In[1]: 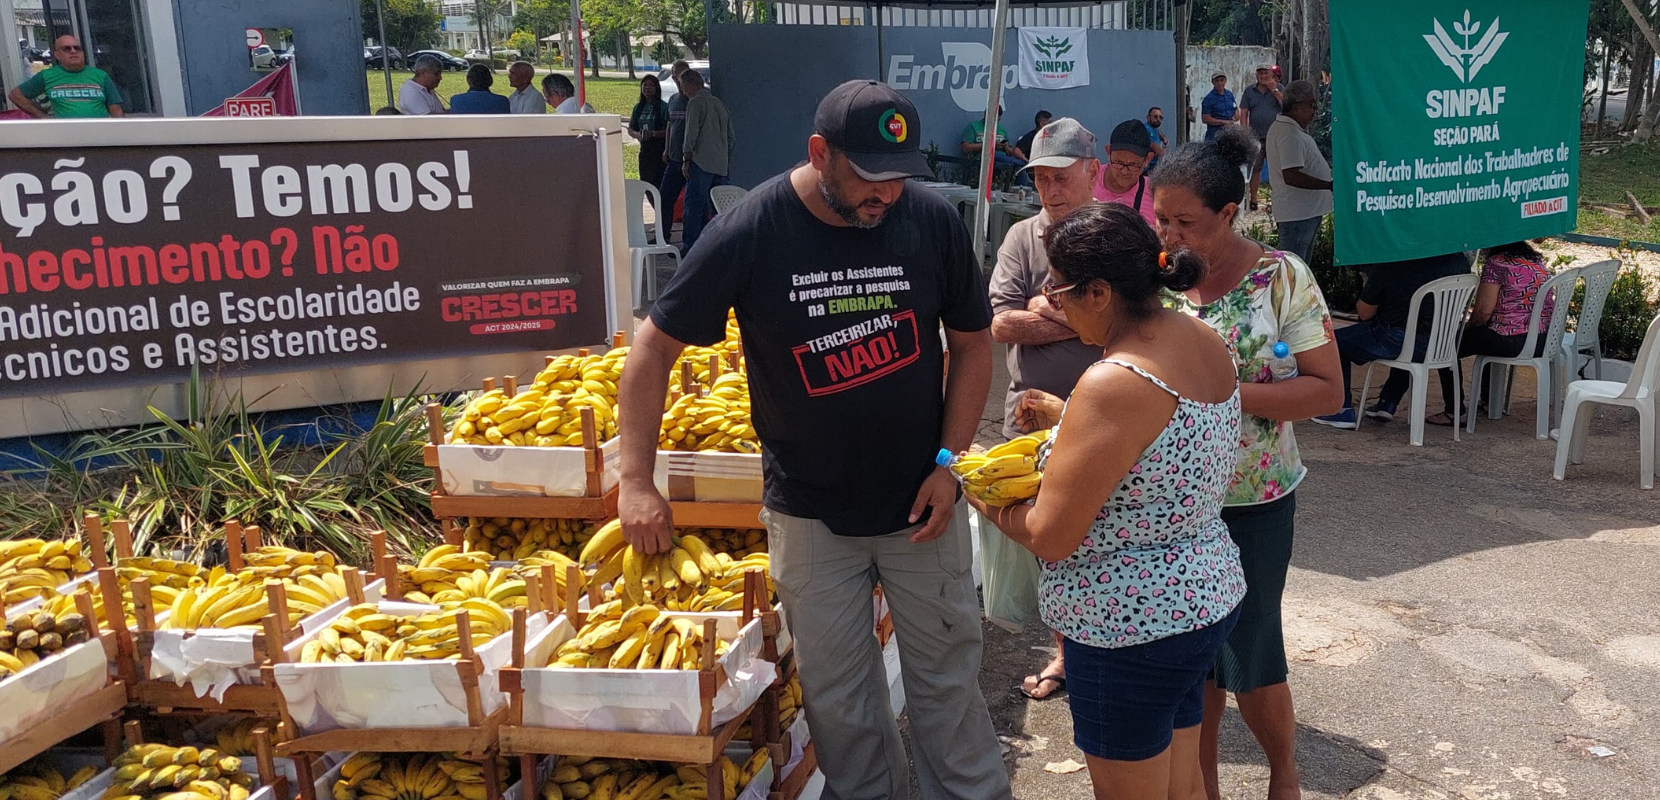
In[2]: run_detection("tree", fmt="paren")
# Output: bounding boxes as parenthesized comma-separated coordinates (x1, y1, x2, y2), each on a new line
(1618, 0, 1660, 141)
(515, 0, 565, 64)
(361, 0, 442, 53)
(473, 0, 512, 59)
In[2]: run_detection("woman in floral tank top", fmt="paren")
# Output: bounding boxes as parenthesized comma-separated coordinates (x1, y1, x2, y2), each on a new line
(1152, 127, 1346, 800)
(967, 203, 1244, 798)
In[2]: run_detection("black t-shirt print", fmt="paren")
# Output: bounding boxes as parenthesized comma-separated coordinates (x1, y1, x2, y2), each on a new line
(650, 171, 992, 537)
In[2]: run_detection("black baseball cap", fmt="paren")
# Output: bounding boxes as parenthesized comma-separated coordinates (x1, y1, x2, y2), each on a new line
(814, 80, 932, 181)
(1109, 119, 1152, 157)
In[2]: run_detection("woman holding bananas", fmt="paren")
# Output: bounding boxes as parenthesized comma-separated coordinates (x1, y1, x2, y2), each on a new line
(964, 203, 1246, 800)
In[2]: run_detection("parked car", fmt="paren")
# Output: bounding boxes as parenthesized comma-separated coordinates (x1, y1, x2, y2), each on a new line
(405, 50, 470, 71)
(20, 40, 51, 64)
(365, 46, 404, 70)
(272, 47, 294, 66)
(658, 60, 711, 100)
(250, 44, 277, 69)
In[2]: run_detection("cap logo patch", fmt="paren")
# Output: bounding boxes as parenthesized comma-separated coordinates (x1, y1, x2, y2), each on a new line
(880, 109, 908, 143)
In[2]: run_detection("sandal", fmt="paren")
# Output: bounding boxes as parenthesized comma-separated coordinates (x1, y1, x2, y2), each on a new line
(1020, 672, 1067, 700)
(1425, 413, 1454, 427)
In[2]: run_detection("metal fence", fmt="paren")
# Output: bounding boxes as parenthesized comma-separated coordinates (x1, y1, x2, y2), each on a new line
(762, 0, 1174, 30)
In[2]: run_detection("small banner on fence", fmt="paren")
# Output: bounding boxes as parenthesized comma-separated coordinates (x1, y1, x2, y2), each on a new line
(1332, 1, 1589, 264)
(1018, 27, 1089, 90)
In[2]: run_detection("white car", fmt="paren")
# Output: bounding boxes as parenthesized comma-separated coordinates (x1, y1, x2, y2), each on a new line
(658, 60, 711, 100)
(250, 45, 277, 69)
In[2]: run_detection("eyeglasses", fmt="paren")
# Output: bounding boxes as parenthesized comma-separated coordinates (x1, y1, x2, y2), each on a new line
(58, 45, 82, 52)
(1040, 280, 1079, 305)
(1107, 160, 1144, 171)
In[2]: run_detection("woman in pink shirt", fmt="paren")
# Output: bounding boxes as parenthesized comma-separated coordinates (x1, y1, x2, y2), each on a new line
(1094, 120, 1158, 227)
(1425, 240, 1556, 426)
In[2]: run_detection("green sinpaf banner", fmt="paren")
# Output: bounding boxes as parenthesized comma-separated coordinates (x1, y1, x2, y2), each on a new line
(1331, 0, 1588, 264)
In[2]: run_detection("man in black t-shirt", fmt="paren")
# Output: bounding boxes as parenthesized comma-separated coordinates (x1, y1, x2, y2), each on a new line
(616, 81, 1009, 800)
(1312, 251, 1472, 429)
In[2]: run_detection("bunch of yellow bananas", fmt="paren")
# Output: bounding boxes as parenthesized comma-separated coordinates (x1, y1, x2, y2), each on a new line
(398, 546, 528, 608)
(0, 538, 94, 606)
(211, 718, 275, 757)
(447, 347, 628, 447)
(160, 567, 353, 630)
(950, 430, 1050, 507)
(0, 762, 100, 800)
(680, 528, 767, 558)
(1, 588, 98, 680)
(299, 598, 512, 663)
(106, 743, 254, 800)
(658, 371, 758, 454)
(331, 752, 505, 800)
(549, 602, 729, 670)
(579, 522, 771, 612)
(538, 752, 762, 800)
(462, 517, 595, 563)
(240, 546, 339, 575)
(113, 558, 206, 623)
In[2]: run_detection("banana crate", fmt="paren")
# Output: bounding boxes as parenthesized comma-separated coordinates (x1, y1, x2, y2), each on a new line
(271, 596, 556, 735)
(0, 747, 116, 800)
(498, 579, 779, 740)
(0, 582, 124, 763)
(138, 565, 386, 703)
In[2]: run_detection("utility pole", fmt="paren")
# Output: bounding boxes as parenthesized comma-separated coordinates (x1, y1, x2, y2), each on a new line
(376, 0, 393, 109)
(1174, 0, 1190, 144)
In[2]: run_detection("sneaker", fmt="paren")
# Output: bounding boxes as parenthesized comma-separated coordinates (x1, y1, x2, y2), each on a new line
(1364, 401, 1396, 421)
(1312, 408, 1359, 430)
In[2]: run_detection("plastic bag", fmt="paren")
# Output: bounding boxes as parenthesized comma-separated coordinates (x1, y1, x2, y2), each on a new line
(976, 511, 1040, 632)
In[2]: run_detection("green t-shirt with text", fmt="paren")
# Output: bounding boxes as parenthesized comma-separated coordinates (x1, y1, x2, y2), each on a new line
(17, 65, 123, 118)
(961, 120, 1009, 146)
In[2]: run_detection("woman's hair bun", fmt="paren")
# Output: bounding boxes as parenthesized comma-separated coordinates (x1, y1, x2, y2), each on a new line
(1158, 248, 1205, 293)
(1212, 125, 1259, 171)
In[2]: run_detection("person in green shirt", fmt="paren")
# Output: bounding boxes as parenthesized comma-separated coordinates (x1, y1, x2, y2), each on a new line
(961, 108, 1026, 171)
(9, 35, 125, 119)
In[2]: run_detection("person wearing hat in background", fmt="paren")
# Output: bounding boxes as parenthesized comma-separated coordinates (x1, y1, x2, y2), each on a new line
(1094, 120, 1158, 227)
(617, 79, 1011, 800)
(1201, 72, 1237, 142)
(988, 118, 1107, 702)
(1240, 65, 1284, 211)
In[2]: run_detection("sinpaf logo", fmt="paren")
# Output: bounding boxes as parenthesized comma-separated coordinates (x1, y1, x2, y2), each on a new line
(880, 109, 908, 143)
(1031, 35, 1075, 75)
(1424, 9, 1508, 119)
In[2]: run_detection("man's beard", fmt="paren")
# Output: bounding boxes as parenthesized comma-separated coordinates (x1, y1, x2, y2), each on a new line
(1149, 120, 1162, 129)
(818, 177, 885, 230)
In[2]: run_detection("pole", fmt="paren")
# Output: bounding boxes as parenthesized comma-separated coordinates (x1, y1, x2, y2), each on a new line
(875, 4, 885, 78)
(970, 0, 1011, 267)
(1596, 43, 1611, 139)
(375, 0, 394, 110)
(1173, 0, 1190, 144)
(570, 0, 586, 107)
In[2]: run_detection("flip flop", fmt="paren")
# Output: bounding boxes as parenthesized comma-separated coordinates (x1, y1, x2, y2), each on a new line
(1020, 672, 1067, 700)
(1425, 413, 1454, 427)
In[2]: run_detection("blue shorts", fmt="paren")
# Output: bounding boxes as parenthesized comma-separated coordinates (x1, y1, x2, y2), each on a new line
(1063, 606, 1243, 761)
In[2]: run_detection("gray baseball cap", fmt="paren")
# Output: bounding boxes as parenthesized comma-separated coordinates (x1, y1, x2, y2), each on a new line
(1018, 117, 1097, 172)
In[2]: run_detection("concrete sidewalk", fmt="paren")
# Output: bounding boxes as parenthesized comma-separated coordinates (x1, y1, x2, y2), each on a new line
(972, 343, 1659, 799)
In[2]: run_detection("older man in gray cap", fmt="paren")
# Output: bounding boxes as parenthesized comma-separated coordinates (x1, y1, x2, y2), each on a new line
(987, 117, 1104, 700)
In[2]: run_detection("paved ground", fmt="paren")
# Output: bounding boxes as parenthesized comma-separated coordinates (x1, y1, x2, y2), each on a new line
(971, 344, 1660, 800)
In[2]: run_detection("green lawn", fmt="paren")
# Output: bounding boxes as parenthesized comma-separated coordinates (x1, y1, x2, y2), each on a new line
(1577, 143, 1660, 241)
(365, 70, 644, 178)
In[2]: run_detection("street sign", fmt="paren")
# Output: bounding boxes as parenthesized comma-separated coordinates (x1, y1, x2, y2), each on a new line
(225, 96, 277, 116)
(245, 28, 264, 49)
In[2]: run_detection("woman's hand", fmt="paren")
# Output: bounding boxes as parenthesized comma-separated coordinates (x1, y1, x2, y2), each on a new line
(1015, 389, 1064, 433)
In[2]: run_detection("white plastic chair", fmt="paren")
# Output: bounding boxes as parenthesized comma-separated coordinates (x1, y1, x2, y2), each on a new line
(1467, 266, 1581, 440)
(1553, 312, 1660, 489)
(710, 184, 748, 215)
(1560, 259, 1621, 380)
(1357, 273, 1479, 446)
(624, 179, 679, 308)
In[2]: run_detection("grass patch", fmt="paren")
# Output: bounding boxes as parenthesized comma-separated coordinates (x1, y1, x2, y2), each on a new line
(1577, 144, 1660, 241)
(365, 70, 643, 179)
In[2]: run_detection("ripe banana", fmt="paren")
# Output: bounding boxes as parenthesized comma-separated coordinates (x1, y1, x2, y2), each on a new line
(297, 601, 510, 663)
(551, 603, 729, 670)
(107, 743, 253, 800)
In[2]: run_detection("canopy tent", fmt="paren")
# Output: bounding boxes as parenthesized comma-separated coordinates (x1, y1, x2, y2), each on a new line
(704, 0, 1180, 264)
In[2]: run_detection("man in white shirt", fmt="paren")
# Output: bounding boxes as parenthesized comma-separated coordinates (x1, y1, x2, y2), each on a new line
(541, 73, 595, 114)
(1265, 80, 1332, 262)
(397, 56, 446, 115)
(506, 62, 546, 114)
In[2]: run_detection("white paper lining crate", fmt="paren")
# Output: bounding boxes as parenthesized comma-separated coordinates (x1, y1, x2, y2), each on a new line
(0, 588, 127, 775)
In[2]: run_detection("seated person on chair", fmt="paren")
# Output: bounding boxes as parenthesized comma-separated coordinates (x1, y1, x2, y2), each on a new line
(1408, 241, 1555, 427)
(963, 107, 1028, 170)
(1312, 251, 1472, 429)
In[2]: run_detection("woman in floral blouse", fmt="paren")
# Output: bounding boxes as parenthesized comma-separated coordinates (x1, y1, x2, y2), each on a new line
(1152, 126, 1345, 800)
